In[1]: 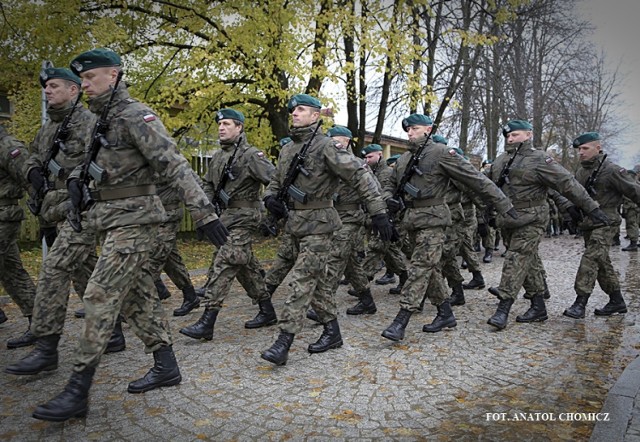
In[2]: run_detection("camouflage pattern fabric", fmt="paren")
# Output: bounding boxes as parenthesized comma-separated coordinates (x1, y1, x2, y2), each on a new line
(162, 243, 193, 291)
(264, 231, 296, 288)
(574, 225, 621, 296)
(623, 199, 639, 241)
(459, 202, 481, 273)
(441, 201, 466, 288)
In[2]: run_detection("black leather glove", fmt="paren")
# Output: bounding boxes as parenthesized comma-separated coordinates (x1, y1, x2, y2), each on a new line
(588, 207, 610, 226)
(566, 205, 583, 223)
(28, 168, 45, 193)
(385, 198, 403, 215)
(371, 213, 394, 242)
(477, 223, 489, 238)
(264, 195, 287, 219)
(67, 178, 83, 210)
(505, 207, 518, 219)
(39, 226, 57, 247)
(197, 219, 229, 247)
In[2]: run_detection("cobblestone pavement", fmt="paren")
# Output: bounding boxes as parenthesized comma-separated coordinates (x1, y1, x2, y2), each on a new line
(1, 232, 639, 441)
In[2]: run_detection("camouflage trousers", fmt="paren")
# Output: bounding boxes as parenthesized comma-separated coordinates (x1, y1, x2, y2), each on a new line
(362, 234, 406, 279)
(73, 224, 172, 372)
(495, 223, 546, 301)
(0, 220, 35, 316)
(482, 225, 500, 251)
(624, 207, 639, 241)
(264, 231, 296, 288)
(312, 222, 368, 324)
(399, 227, 447, 311)
(31, 218, 98, 337)
(279, 233, 333, 335)
(203, 227, 269, 310)
(459, 206, 481, 273)
(441, 219, 466, 288)
(149, 220, 188, 287)
(575, 225, 621, 296)
(162, 244, 192, 291)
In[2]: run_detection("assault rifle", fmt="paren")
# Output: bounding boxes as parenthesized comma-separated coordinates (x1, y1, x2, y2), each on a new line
(27, 92, 83, 215)
(496, 142, 523, 188)
(388, 127, 436, 211)
(68, 71, 123, 232)
(261, 120, 322, 236)
(584, 153, 608, 197)
(212, 140, 240, 216)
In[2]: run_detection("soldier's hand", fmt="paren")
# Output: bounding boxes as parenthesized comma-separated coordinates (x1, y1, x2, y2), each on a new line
(505, 207, 518, 219)
(197, 219, 229, 247)
(67, 178, 83, 210)
(371, 213, 395, 242)
(567, 205, 583, 223)
(588, 207, 610, 226)
(28, 168, 45, 193)
(385, 198, 403, 215)
(477, 223, 489, 238)
(264, 195, 287, 219)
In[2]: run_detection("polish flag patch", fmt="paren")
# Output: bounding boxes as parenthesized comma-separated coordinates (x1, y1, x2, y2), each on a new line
(257, 151, 264, 157)
(143, 114, 157, 122)
(9, 148, 21, 158)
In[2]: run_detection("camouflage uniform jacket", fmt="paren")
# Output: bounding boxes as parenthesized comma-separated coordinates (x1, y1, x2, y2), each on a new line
(0, 124, 28, 222)
(383, 135, 512, 231)
(576, 153, 640, 230)
(73, 86, 217, 231)
(25, 100, 94, 224)
(489, 139, 599, 229)
(265, 122, 386, 237)
(202, 132, 275, 230)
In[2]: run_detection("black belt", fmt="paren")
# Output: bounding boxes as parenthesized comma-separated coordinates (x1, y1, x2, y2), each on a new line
(288, 200, 334, 210)
(227, 201, 261, 209)
(511, 199, 546, 210)
(405, 197, 445, 208)
(0, 198, 18, 206)
(91, 184, 157, 201)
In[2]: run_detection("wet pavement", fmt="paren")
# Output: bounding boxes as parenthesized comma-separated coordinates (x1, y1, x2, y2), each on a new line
(1, 231, 639, 441)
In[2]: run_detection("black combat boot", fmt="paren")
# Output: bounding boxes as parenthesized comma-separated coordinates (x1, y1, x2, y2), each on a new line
(594, 290, 627, 316)
(622, 240, 638, 251)
(5, 334, 60, 375)
(306, 308, 321, 323)
(32, 366, 95, 421)
(460, 260, 468, 269)
(563, 295, 589, 319)
(375, 271, 396, 285)
(346, 288, 377, 315)
(173, 285, 201, 316)
(179, 308, 218, 340)
(74, 308, 85, 318)
(105, 316, 126, 354)
(195, 287, 206, 298)
(128, 345, 182, 393)
(347, 288, 359, 297)
(515, 294, 548, 323)
(612, 236, 621, 246)
(482, 249, 493, 263)
(487, 298, 514, 330)
(449, 283, 465, 306)
(7, 316, 36, 349)
(338, 278, 350, 285)
(543, 279, 551, 299)
(308, 319, 343, 353)
(155, 279, 171, 300)
(389, 270, 408, 295)
(381, 309, 413, 341)
(245, 299, 278, 328)
(422, 301, 457, 332)
(462, 271, 485, 290)
(0, 308, 7, 324)
(261, 331, 295, 366)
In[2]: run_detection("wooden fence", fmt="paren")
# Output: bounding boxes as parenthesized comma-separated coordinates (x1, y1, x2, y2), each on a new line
(19, 156, 210, 242)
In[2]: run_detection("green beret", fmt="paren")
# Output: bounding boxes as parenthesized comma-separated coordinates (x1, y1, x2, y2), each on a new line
(215, 108, 244, 123)
(432, 134, 448, 145)
(572, 132, 600, 148)
(452, 147, 464, 156)
(502, 119, 533, 136)
(628, 169, 637, 176)
(401, 114, 433, 132)
(279, 137, 292, 147)
(327, 125, 352, 139)
(362, 144, 383, 155)
(386, 154, 401, 166)
(39, 67, 81, 88)
(287, 94, 321, 113)
(482, 159, 493, 166)
(70, 48, 121, 75)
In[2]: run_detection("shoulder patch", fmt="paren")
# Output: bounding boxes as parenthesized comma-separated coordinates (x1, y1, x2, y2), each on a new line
(333, 141, 345, 150)
(9, 148, 21, 158)
(448, 148, 456, 156)
(257, 151, 264, 157)
(143, 114, 157, 123)
(544, 156, 554, 164)
(620, 168, 627, 174)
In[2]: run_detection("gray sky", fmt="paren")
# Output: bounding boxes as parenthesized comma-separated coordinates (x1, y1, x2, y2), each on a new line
(580, 0, 640, 168)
